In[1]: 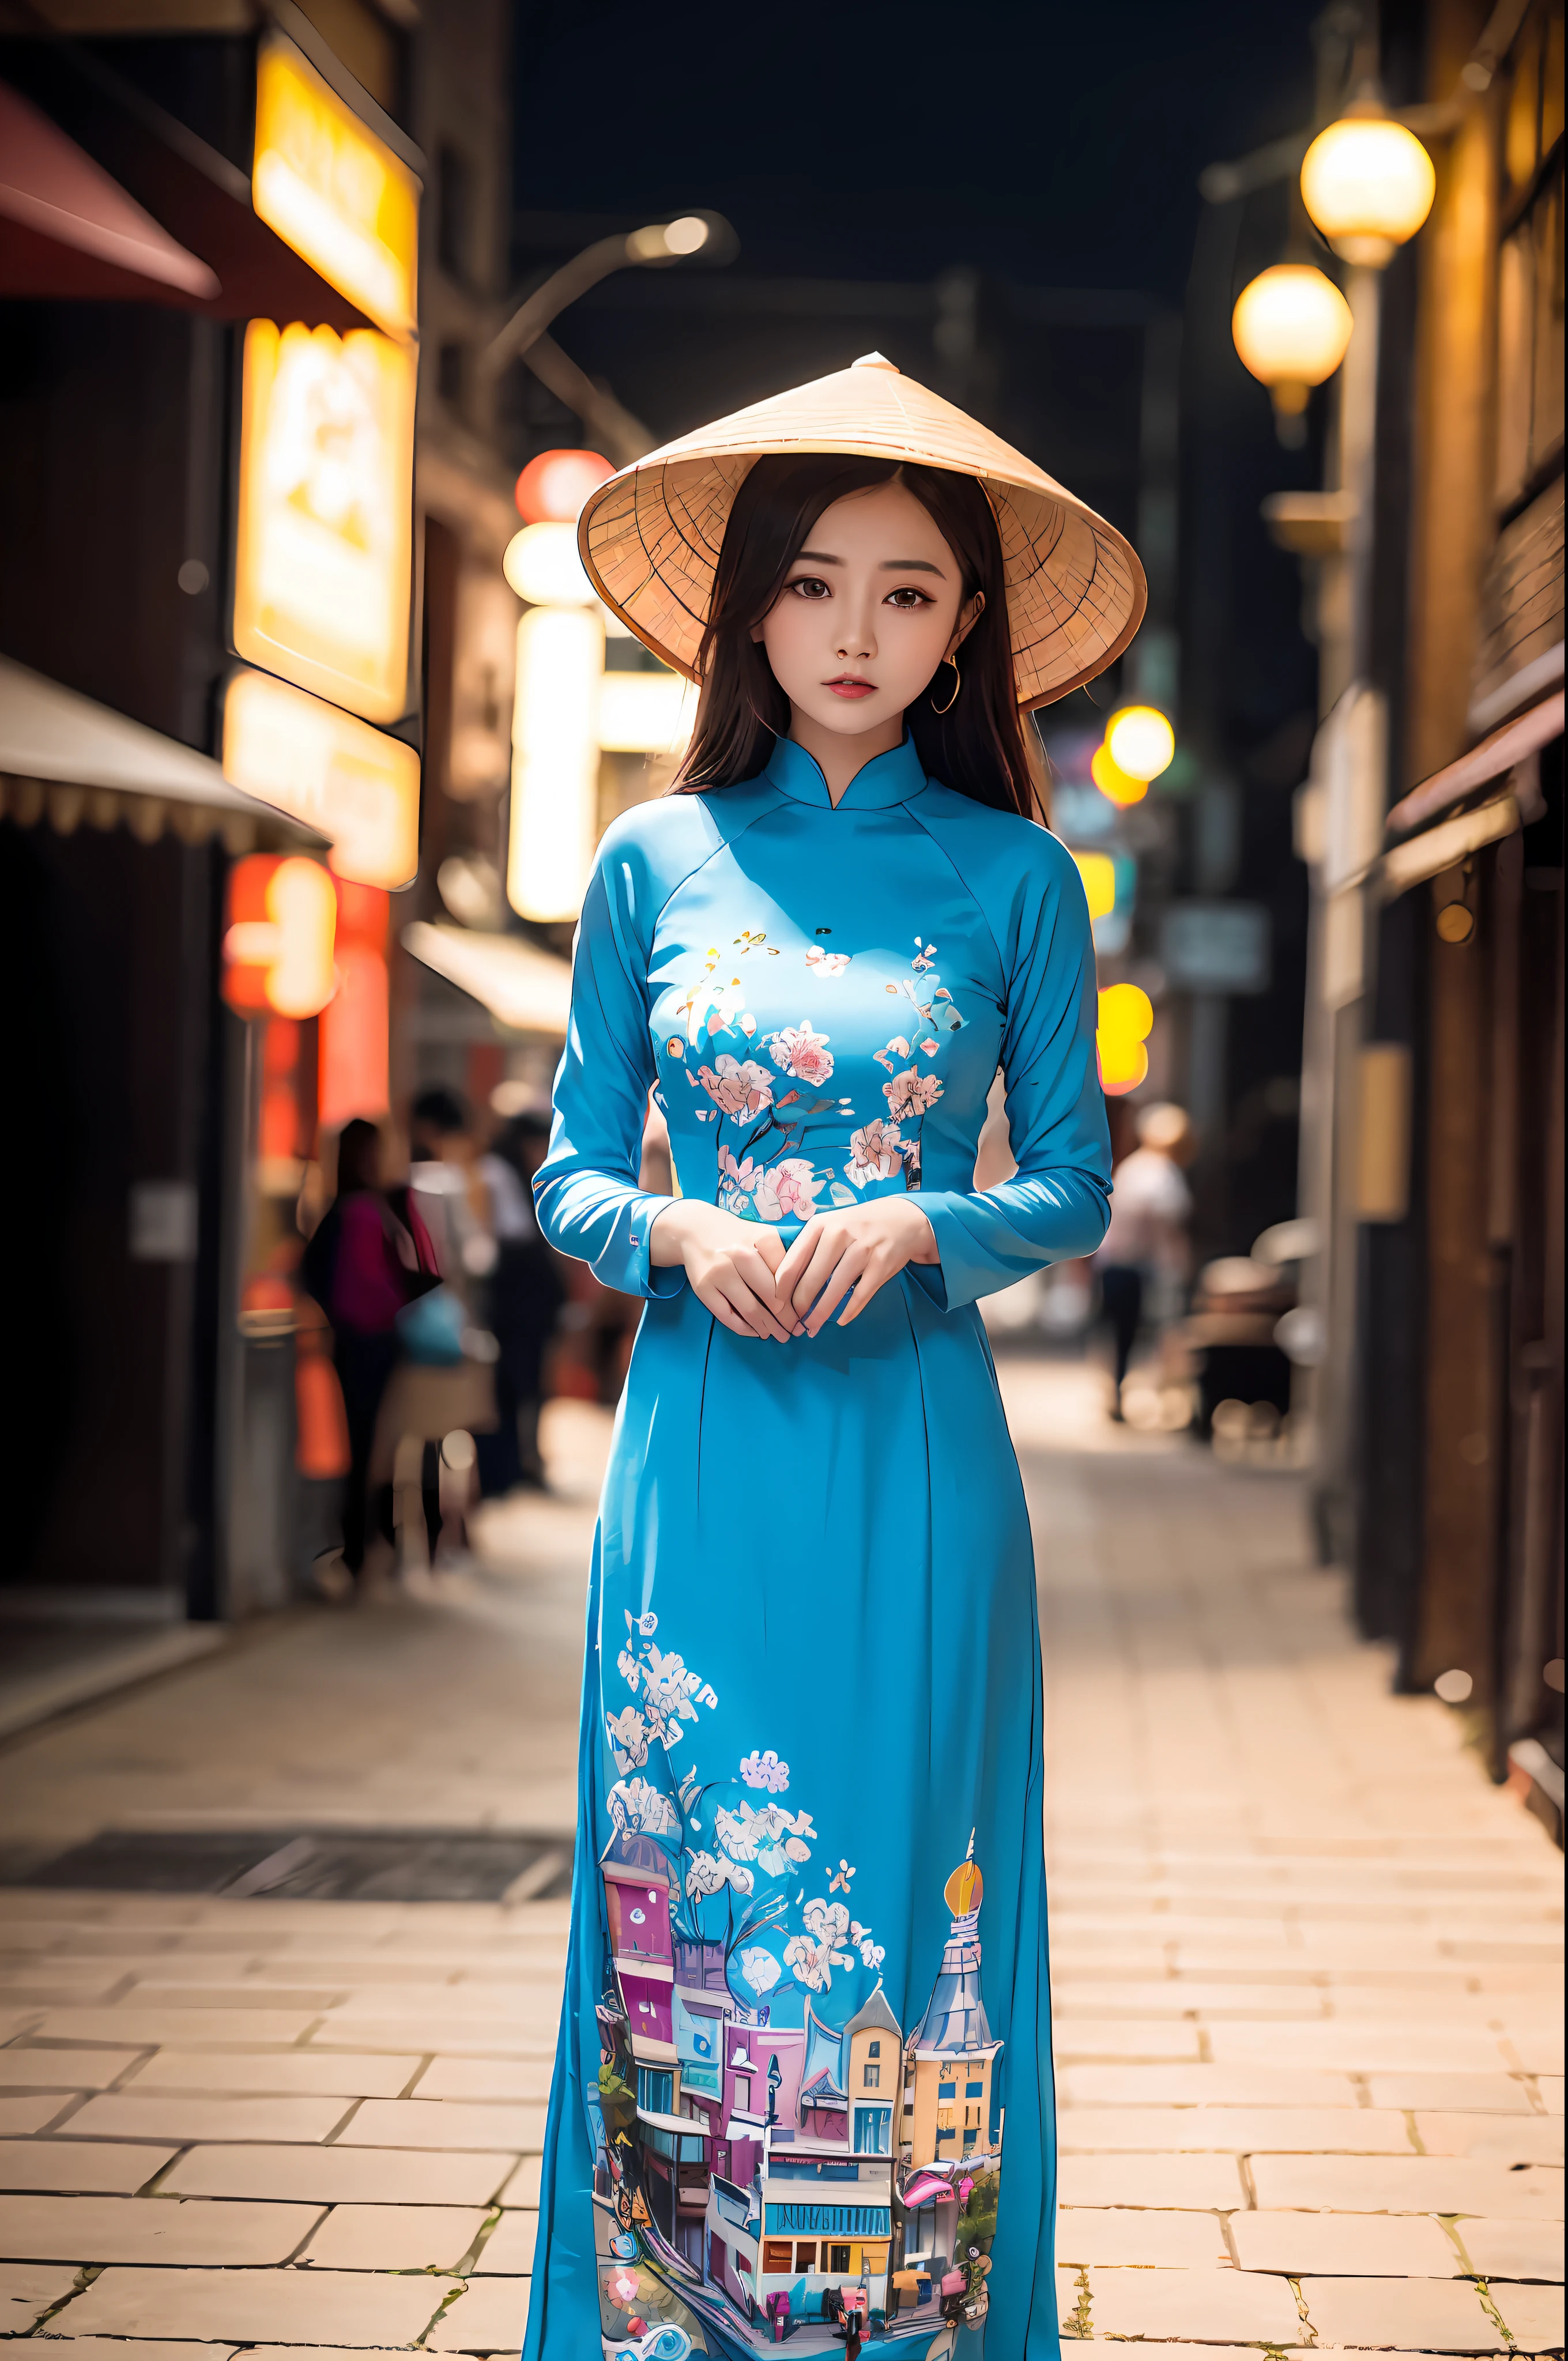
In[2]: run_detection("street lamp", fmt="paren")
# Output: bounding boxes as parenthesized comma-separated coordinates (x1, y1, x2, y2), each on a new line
(1106, 705, 1176, 783)
(478, 214, 721, 385)
(1300, 109, 1436, 266)
(1231, 263, 1354, 444)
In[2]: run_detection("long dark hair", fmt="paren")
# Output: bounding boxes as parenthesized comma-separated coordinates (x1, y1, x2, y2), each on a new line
(673, 454, 1047, 820)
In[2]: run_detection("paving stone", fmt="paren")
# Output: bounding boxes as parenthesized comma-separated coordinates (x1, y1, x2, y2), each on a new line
(1054, 2018, 1205, 2061)
(1060, 2061, 1362, 2107)
(499, 2155, 540, 2207)
(123, 1982, 346, 2012)
(0, 2092, 76, 2134)
(307, 2017, 553, 2058)
(298, 2202, 489, 2269)
(20, 2343, 239, 2358)
(1081, 2262, 1305, 2340)
(31, 2008, 320, 2048)
(1252, 2152, 1564, 2216)
(163, 2141, 517, 2207)
(0, 2192, 322, 2265)
(62, 2091, 351, 2145)
(1231, 2208, 1461, 2276)
(1452, 2213, 1565, 2281)
(1058, 2106, 1416, 2154)
(0, 2140, 175, 2194)
(123, 2049, 420, 2098)
(1539, 2076, 1563, 2114)
(1056, 2150, 1247, 2208)
(1055, 1979, 1325, 2019)
(1207, 2020, 1513, 2074)
(0, 2262, 79, 2330)
(413, 2055, 554, 2103)
(425, 2274, 530, 2351)
(0, 2049, 145, 2091)
(337, 2098, 548, 2151)
(1490, 2279, 1566, 2351)
(1415, 2111, 1565, 2165)
(54, 2263, 452, 2341)
(1297, 2273, 1508, 2349)
(473, 2206, 535, 2272)
(1054, 2206, 1230, 2266)
(1367, 2073, 1539, 2114)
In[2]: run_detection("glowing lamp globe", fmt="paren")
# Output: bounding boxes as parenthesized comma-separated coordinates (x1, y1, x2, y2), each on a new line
(1073, 850, 1117, 921)
(514, 446, 615, 525)
(1098, 1036, 1149, 1095)
(1091, 742, 1149, 808)
(1301, 115, 1435, 266)
(1106, 706, 1175, 783)
(504, 521, 595, 606)
(1231, 264, 1353, 418)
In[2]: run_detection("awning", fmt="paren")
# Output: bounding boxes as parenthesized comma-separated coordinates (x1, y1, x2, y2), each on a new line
(2, 42, 374, 330)
(1, 79, 218, 303)
(404, 921, 574, 1039)
(0, 656, 326, 853)
(1385, 691, 1563, 839)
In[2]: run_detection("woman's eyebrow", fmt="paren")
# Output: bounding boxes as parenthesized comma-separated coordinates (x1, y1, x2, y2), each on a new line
(878, 557, 945, 575)
(794, 548, 843, 565)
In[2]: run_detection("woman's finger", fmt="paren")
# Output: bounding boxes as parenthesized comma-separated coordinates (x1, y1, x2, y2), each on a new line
(803, 1243, 869, 1336)
(787, 1232, 851, 1322)
(719, 1269, 793, 1342)
(773, 1217, 823, 1300)
(735, 1246, 789, 1311)
(750, 1224, 787, 1276)
(835, 1253, 896, 1327)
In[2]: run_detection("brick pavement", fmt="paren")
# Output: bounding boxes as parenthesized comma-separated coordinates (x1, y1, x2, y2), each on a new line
(0, 1373, 1560, 2352)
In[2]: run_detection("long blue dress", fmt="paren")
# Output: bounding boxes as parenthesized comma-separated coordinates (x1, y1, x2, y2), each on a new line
(525, 733, 1111, 2361)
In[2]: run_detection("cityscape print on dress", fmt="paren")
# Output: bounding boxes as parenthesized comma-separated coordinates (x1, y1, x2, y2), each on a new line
(591, 1617, 1001, 2356)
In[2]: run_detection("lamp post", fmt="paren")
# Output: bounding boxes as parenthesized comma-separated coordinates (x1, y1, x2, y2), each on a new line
(477, 216, 726, 464)
(1230, 88, 1434, 1551)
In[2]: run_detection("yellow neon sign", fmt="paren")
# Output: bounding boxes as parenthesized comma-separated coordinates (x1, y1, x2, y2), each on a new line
(252, 34, 419, 341)
(223, 669, 419, 891)
(234, 319, 415, 724)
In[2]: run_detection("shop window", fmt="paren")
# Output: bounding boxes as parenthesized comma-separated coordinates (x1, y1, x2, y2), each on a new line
(762, 2240, 792, 2271)
(794, 2239, 817, 2269)
(829, 2242, 852, 2271)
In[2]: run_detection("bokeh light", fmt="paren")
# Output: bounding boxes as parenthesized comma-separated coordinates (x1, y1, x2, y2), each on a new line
(1301, 115, 1435, 266)
(1106, 706, 1176, 782)
(1091, 742, 1150, 807)
(514, 447, 616, 525)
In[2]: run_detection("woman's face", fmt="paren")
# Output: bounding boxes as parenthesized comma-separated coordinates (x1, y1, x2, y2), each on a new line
(752, 478, 980, 744)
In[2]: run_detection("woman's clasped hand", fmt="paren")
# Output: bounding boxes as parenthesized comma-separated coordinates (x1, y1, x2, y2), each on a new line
(650, 1195, 937, 1340)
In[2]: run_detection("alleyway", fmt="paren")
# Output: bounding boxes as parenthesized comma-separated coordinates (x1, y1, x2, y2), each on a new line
(0, 1360, 1561, 2354)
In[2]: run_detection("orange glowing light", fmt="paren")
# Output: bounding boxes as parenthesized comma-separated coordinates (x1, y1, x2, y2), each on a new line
(252, 34, 419, 340)
(514, 446, 615, 524)
(224, 855, 337, 1018)
(233, 319, 416, 725)
(1091, 742, 1150, 807)
(318, 882, 389, 1127)
(223, 669, 419, 890)
(943, 1857, 984, 1917)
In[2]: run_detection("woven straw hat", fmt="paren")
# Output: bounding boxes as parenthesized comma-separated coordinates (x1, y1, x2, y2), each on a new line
(578, 353, 1146, 710)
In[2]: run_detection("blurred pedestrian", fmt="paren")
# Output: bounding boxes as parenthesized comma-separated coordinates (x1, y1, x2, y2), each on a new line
(1093, 1101, 1193, 1417)
(300, 1119, 439, 1583)
(476, 1110, 564, 1493)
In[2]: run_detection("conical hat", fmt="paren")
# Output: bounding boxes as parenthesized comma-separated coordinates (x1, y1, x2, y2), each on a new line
(578, 354, 1146, 710)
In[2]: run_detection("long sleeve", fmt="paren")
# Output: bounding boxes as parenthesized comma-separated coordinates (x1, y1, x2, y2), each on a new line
(911, 824, 1111, 1312)
(532, 825, 685, 1300)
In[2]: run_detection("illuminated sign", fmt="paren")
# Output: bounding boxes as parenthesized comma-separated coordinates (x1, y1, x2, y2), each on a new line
(223, 669, 419, 891)
(508, 606, 604, 923)
(252, 33, 419, 341)
(223, 854, 338, 1018)
(233, 318, 415, 724)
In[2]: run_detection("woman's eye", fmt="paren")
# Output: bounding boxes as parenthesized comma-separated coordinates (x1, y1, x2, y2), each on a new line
(885, 586, 934, 609)
(787, 576, 831, 599)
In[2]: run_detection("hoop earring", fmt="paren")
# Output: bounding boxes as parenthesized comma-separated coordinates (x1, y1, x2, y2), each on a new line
(931, 654, 962, 715)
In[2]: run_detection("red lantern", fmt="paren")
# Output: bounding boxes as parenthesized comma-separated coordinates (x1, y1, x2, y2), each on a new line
(514, 446, 614, 523)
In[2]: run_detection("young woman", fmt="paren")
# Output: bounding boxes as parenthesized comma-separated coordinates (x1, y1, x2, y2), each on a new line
(524, 356, 1144, 2360)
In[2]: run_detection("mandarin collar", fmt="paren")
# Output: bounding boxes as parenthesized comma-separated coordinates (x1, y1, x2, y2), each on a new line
(762, 732, 927, 810)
